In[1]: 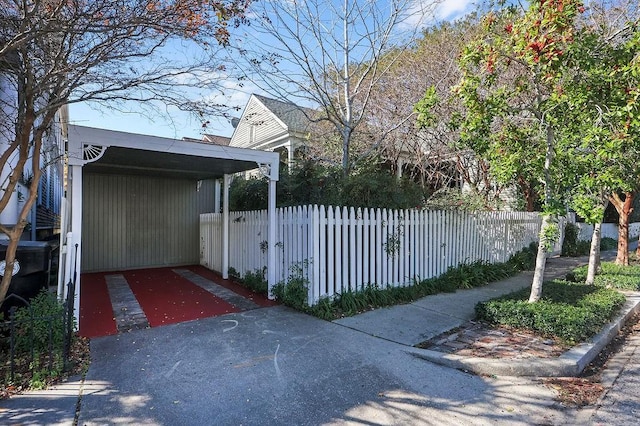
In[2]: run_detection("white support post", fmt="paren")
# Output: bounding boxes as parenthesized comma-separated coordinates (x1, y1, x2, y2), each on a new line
(70, 165, 83, 323)
(214, 179, 221, 213)
(222, 174, 230, 279)
(267, 176, 277, 298)
(255, 160, 280, 299)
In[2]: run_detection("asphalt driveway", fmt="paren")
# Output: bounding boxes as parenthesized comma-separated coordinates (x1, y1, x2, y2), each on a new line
(71, 305, 575, 425)
(4, 252, 637, 425)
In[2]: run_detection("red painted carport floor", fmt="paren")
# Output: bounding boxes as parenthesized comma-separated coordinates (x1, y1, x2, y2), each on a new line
(79, 266, 276, 338)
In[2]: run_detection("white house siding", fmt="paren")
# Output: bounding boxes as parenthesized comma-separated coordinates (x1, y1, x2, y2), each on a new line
(0, 74, 64, 234)
(35, 108, 65, 236)
(82, 173, 211, 271)
(230, 97, 288, 149)
(576, 222, 640, 242)
(0, 73, 19, 227)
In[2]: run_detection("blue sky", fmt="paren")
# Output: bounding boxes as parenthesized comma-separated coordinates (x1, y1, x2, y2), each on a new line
(68, 0, 476, 141)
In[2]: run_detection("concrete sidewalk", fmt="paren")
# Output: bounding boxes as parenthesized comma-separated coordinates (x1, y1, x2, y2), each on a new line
(334, 256, 603, 347)
(335, 254, 640, 377)
(2, 253, 639, 425)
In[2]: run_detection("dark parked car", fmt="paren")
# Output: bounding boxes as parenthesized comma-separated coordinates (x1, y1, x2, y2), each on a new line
(0, 240, 52, 319)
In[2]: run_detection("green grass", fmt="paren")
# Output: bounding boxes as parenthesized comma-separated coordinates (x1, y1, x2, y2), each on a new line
(475, 280, 626, 345)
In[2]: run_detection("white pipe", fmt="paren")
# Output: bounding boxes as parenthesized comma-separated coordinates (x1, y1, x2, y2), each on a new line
(214, 179, 221, 213)
(56, 193, 68, 300)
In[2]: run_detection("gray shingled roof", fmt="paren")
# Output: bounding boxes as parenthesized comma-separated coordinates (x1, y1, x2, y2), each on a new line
(182, 134, 231, 146)
(254, 94, 316, 134)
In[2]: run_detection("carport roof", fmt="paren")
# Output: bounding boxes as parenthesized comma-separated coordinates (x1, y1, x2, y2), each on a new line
(67, 125, 279, 180)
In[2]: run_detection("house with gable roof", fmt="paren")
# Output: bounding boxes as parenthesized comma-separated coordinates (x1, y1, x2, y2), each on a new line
(229, 94, 316, 165)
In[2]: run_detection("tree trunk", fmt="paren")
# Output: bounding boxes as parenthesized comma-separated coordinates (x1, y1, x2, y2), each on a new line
(529, 214, 553, 302)
(617, 213, 630, 266)
(0, 107, 41, 305)
(342, 129, 350, 175)
(586, 222, 602, 285)
(0, 235, 21, 308)
(609, 191, 633, 266)
(0, 164, 42, 306)
(530, 124, 555, 303)
(517, 175, 536, 212)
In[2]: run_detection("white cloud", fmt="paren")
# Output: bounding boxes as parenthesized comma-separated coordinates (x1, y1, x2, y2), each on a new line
(402, 0, 476, 30)
(200, 78, 259, 111)
(433, 0, 475, 21)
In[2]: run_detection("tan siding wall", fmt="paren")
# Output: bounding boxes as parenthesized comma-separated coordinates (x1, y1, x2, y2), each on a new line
(230, 98, 288, 148)
(82, 173, 203, 272)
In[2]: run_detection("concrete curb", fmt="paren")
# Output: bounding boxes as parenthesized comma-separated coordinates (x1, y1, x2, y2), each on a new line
(408, 292, 640, 377)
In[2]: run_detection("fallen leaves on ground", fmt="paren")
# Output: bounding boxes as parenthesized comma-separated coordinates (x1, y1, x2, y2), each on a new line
(0, 335, 91, 400)
(544, 377, 605, 406)
(544, 312, 640, 407)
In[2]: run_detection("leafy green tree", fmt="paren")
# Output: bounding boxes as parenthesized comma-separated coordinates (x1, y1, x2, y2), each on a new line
(433, 0, 585, 302)
(566, 6, 640, 270)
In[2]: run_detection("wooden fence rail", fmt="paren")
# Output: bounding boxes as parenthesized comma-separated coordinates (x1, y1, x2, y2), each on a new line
(200, 206, 546, 304)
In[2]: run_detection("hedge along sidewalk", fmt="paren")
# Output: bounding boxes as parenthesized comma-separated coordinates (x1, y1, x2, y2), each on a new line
(335, 252, 640, 376)
(407, 251, 640, 377)
(334, 255, 595, 348)
(408, 291, 640, 377)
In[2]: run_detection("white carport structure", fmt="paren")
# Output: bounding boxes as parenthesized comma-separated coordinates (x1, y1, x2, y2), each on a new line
(61, 125, 279, 324)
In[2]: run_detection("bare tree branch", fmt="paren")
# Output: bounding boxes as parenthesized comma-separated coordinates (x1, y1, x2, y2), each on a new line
(229, 0, 443, 173)
(0, 0, 250, 304)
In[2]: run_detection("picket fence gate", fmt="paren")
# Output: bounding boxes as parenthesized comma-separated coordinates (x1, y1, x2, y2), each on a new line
(200, 206, 548, 305)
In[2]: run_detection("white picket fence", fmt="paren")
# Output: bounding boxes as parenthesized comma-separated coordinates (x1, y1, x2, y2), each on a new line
(200, 206, 547, 304)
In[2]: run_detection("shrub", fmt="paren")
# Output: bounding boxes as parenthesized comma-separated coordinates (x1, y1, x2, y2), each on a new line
(300, 243, 538, 320)
(227, 267, 240, 280)
(229, 161, 427, 211)
(271, 263, 309, 311)
(507, 242, 538, 270)
(600, 237, 617, 251)
(422, 188, 499, 211)
(2, 290, 74, 389)
(240, 268, 268, 294)
(11, 290, 67, 353)
(561, 223, 590, 257)
(229, 177, 269, 211)
(561, 226, 617, 257)
(440, 260, 510, 289)
(227, 267, 268, 295)
(570, 262, 640, 290)
(475, 280, 625, 344)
